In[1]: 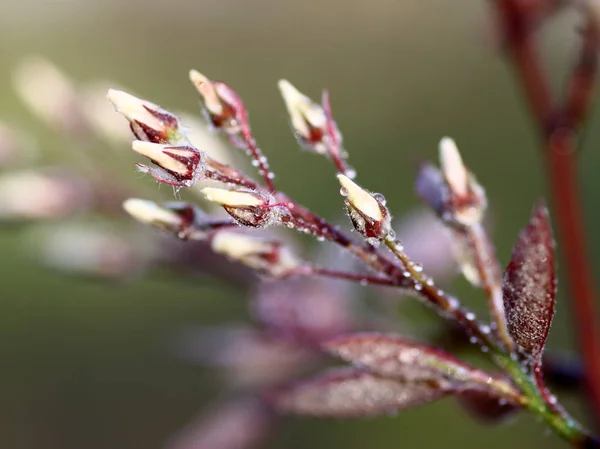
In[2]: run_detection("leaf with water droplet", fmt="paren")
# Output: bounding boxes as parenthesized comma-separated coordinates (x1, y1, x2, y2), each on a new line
(324, 333, 509, 392)
(502, 201, 556, 363)
(269, 367, 448, 417)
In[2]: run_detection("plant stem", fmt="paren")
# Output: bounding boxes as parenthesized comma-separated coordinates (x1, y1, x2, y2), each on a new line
(465, 223, 514, 350)
(493, 0, 600, 427)
(498, 353, 599, 447)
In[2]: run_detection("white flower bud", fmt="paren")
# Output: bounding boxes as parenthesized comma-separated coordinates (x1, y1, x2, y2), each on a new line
(337, 174, 390, 242)
(211, 230, 299, 277)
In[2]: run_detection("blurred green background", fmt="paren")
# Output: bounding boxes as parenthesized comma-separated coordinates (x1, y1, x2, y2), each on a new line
(0, 0, 599, 448)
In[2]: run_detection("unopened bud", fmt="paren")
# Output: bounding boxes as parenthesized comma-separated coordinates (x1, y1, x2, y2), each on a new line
(123, 198, 209, 240)
(278, 79, 341, 155)
(132, 141, 204, 187)
(27, 224, 149, 279)
(201, 187, 278, 227)
(107, 89, 185, 144)
(0, 170, 90, 220)
(13, 57, 87, 135)
(337, 174, 390, 242)
(211, 230, 300, 277)
(438, 138, 486, 226)
(189, 70, 245, 136)
(439, 137, 468, 197)
(416, 138, 486, 228)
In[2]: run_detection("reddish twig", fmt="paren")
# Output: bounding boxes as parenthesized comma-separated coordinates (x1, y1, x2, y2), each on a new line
(493, 0, 600, 427)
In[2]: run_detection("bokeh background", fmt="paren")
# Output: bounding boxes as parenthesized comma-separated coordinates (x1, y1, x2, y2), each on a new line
(0, 1, 598, 448)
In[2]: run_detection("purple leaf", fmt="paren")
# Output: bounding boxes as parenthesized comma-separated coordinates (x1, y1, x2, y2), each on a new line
(502, 202, 556, 362)
(324, 333, 494, 389)
(270, 367, 447, 417)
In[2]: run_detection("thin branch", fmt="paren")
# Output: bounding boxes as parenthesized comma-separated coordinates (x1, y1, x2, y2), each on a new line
(289, 266, 408, 288)
(466, 223, 514, 350)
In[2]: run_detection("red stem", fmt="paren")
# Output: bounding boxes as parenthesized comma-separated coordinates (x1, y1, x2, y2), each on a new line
(547, 145, 600, 423)
(494, 0, 600, 426)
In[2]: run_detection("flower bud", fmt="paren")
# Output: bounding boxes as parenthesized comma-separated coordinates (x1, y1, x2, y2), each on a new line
(439, 138, 486, 226)
(416, 138, 486, 228)
(132, 141, 204, 187)
(13, 57, 88, 136)
(0, 169, 90, 221)
(210, 230, 300, 277)
(278, 79, 342, 155)
(107, 89, 186, 144)
(337, 174, 391, 242)
(26, 223, 149, 279)
(201, 187, 278, 227)
(123, 198, 210, 240)
(189, 70, 246, 136)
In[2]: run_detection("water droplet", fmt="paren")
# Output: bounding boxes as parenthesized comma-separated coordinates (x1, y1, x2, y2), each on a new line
(316, 236, 325, 242)
(267, 172, 275, 179)
(481, 325, 491, 335)
(340, 187, 348, 196)
(469, 336, 478, 344)
(373, 193, 386, 205)
(387, 229, 396, 240)
(465, 312, 475, 321)
(345, 167, 357, 179)
(481, 346, 489, 353)
(359, 279, 368, 286)
(251, 160, 260, 167)
(413, 263, 423, 273)
(403, 271, 411, 278)
(414, 283, 423, 291)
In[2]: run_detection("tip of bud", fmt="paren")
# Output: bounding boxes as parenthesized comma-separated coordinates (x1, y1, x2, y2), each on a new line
(278, 79, 303, 103)
(201, 187, 264, 207)
(189, 70, 210, 87)
(189, 69, 224, 118)
(439, 137, 468, 196)
(106, 89, 139, 114)
(131, 141, 186, 174)
(123, 198, 181, 228)
(337, 174, 383, 222)
(278, 79, 330, 154)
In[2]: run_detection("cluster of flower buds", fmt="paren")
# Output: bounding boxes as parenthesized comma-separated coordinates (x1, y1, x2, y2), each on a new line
(209, 230, 300, 278)
(416, 138, 487, 228)
(337, 174, 391, 243)
(278, 80, 343, 157)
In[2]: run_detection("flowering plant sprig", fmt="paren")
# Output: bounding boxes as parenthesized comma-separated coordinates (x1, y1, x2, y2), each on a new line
(107, 65, 599, 447)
